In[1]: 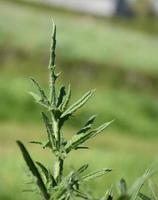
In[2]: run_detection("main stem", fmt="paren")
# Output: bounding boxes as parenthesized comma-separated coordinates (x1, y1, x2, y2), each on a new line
(49, 23, 64, 184)
(55, 157, 64, 183)
(52, 114, 64, 183)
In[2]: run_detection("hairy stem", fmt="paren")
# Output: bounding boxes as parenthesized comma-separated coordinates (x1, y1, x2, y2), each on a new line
(51, 111, 64, 183)
(54, 157, 64, 183)
(49, 65, 56, 106)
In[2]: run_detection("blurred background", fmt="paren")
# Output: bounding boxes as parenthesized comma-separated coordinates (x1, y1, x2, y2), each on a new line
(0, 0, 158, 199)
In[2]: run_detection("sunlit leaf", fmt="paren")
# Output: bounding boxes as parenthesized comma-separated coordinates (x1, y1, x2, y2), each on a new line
(17, 141, 50, 199)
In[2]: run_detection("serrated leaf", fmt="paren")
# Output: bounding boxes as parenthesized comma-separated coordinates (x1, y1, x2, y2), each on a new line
(36, 161, 49, 181)
(61, 90, 95, 119)
(16, 141, 50, 199)
(36, 161, 57, 187)
(57, 86, 66, 107)
(29, 92, 48, 108)
(60, 84, 71, 112)
(65, 120, 113, 153)
(30, 78, 49, 107)
(48, 23, 58, 106)
(41, 112, 56, 149)
(77, 164, 89, 175)
(81, 168, 111, 182)
(29, 92, 41, 102)
(49, 23, 56, 67)
(76, 115, 97, 135)
(84, 115, 97, 127)
(92, 120, 114, 136)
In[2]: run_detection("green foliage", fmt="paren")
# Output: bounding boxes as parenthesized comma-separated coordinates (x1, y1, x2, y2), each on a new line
(17, 23, 156, 200)
(17, 23, 112, 200)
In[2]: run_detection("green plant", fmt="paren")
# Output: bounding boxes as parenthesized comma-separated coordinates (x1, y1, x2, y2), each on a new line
(17, 23, 113, 200)
(17, 23, 155, 200)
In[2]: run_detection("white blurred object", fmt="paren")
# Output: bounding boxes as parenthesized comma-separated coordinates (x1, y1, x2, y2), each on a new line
(38, 0, 117, 17)
(152, 0, 158, 15)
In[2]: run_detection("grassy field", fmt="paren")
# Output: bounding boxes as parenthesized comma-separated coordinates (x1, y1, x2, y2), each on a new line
(0, 0, 158, 199)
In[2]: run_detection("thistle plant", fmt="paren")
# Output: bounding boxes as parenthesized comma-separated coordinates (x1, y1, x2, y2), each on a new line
(17, 23, 113, 200)
(17, 23, 155, 200)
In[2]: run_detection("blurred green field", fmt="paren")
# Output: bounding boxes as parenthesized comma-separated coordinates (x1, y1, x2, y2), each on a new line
(0, 0, 158, 199)
(1, 1, 158, 75)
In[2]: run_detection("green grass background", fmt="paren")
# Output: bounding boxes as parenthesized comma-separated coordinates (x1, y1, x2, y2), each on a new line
(0, 0, 158, 199)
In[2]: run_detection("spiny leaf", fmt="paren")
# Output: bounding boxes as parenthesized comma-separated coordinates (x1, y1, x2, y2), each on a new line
(76, 115, 97, 135)
(48, 170, 57, 188)
(49, 22, 56, 67)
(59, 84, 71, 112)
(57, 86, 66, 107)
(16, 141, 50, 199)
(36, 161, 57, 187)
(48, 23, 58, 106)
(65, 120, 113, 153)
(129, 168, 154, 200)
(81, 168, 112, 182)
(49, 65, 57, 107)
(61, 90, 95, 119)
(77, 164, 89, 175)
(92, 120, 114, 136)
(29, 92, 41, 102)
(30, 78, 49, 107)
(84, 115, 97, 127)
(36, 161, 49, 181)
(41, 112, 56, 149)
(29, 92, 49, 108)
(30, 78, 42, 91)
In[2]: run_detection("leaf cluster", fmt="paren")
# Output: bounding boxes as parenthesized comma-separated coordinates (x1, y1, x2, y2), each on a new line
(17, 22, 156, 200)
(17, 23, 112, 200)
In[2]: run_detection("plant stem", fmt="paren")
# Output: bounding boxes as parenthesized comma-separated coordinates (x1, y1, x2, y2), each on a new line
(57, 157, 64, 183)
(51, 112, 64, 183)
